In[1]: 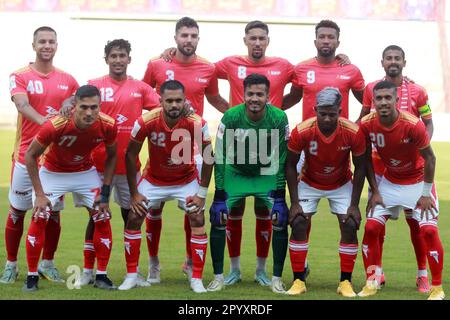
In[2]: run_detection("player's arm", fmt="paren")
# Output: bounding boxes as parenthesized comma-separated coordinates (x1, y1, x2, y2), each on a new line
(417, 145, 437, 220)
(98, 142, 117, 214)
(351, 88, 364, 104)
(13, 94, 47, 125)
(206, 93, 229, 113)
(25, 139, 51, 214)
(125, 139, 148, 216)
(422, 118, 434, 140)
(282, 85, 303, 111)
(286, 150, 306, 225)
(344, 153, 366, 228)
(363, 142, 385, 216)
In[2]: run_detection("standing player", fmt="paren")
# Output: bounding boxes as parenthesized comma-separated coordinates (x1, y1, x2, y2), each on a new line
(76, 39, 160, 287)
(358, 45, 434, 292)
(142, 17, 228, 282)
(282, 19, 365, 121)
(358, 80, 445, 300)
(119, 80, 213, 293)
(285, 87, 366, 297)
(208, 74, 289, 292)
(1, 26, 79, 284)
(23, 85, 118, 291)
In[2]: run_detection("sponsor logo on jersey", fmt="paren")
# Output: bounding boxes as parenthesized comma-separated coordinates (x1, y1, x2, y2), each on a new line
(268, 70, 281, 76)
(196, 77, 208, 83)
(100, 238, 111, 250)
(389, 159, 402, 167)
(401, 138, 412, 144)
(130, 92, 142, 98)
(28, 235, 36, 247)
(195, 249, 205, 262)
(324, 166, 335, 174)
(95, 138, 105, 143)
(116, 114, 128, 125)
(337, 75, 351, 80)
(57, 84, 69, 90)
(73, 155, 84, 162)
(339, 145, 351, 151)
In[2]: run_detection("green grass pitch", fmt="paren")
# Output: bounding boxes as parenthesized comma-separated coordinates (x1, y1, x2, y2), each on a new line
(0, 129, 448, 300)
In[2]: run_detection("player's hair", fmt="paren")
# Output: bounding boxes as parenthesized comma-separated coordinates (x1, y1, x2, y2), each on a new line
(175, 17, 199, 33)
(382, 45, 405, 59)
(315, 20, 340, 39)
(160, 80, 185, 94)
(245, 20, 269, 34)
(316, 87, 342, 108)
(373, 80, 397, 94)
(243, 73, 270, 93)
(104, 39, 131, 58)
(33, 26, 57, 41)
(75, 85, 101, 101)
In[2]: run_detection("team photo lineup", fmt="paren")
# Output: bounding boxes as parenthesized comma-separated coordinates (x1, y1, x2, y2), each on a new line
(1, 16, 446, 300)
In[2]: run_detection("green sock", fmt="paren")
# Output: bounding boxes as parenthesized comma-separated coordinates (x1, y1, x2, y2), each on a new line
(210, 225, 226, 275)
(272, 227, 288, 277)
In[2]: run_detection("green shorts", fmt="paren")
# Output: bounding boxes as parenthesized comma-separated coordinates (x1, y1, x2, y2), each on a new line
(224, 169, 276, 209)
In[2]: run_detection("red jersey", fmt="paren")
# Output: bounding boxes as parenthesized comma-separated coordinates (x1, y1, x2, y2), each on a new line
(288, 117, 365, 190)
(359, 112, 430, 185)
(363, 78, 432, 119)
(9, 64, 79, 164)
(35, 114, 117, 173)
(131, 108, 211, 186)
(215, 55, 294, 108)
(363, 78, 432, 176)
(88, 75, 160, 174)
(292, 58, 365, 121)
(142, 56, 218, 116)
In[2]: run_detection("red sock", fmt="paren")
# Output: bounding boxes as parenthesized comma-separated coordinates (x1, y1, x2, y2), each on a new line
(42, 211, 61, 260)
(83, 240, 96, 270)
(378, 223, 386, 267)
(339, 243, 358, 273)
(26, 217, 48, 273)
(255, 214, 272, 258)
(406, 215, 427, 270)
(226, 215, 242, 258)
(190, 234, 208, 279)
(124, 230, 141, 274)
(5, 207, 25, 262)
(92, 213, 112, 273)
(184, 214, 192, 261)
(362, 218, 386, 280)
(145, 209, 162, 257)
(289, 240, 308, 272)
(420, 224, 444, 286)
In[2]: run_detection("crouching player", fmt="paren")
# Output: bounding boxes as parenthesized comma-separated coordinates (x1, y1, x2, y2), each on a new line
(23, 85, 118, 291)
(285, 87, 366, 297)
(358, 80, 445, 300)
(120, 80, 213, 293)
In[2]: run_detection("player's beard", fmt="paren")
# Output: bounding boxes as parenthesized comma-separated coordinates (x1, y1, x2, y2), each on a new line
(177, 44, 196, 57)
(386, 65, 402, 78)
(318, 47, 335, 58)
(251, 48, 264, 60)
(165, 108, 182, 119)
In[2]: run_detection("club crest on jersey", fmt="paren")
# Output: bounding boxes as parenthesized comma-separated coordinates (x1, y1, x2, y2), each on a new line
(116, 114, 128, 124)
(195, 249, 205, 262)
(46, 106, 57, 115)
(100, 238, 111, 249)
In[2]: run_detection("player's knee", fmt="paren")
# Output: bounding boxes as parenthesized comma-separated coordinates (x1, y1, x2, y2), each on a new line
(364, 220, 383, 238)
(420, 225, 438, 241)
(342, 218, 358, 235)
(10, 206, 26, 217)
(290, 215, 309, 239)
(188, 212, 205, 228)
(126, 212, 145, 230)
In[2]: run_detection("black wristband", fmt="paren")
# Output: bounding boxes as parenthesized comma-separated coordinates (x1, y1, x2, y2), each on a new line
(273, 189, 286, 198)
(100, 185, 111, 203)
(214, 189, 227, 201)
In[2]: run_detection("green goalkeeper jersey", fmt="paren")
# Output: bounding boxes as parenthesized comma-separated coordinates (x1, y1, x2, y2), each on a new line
(214, 103, 288, 191)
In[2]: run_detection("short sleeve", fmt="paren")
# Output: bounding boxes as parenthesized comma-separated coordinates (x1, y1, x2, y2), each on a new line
(142, 83, 160, 111)
(130, 117, 148, 144)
